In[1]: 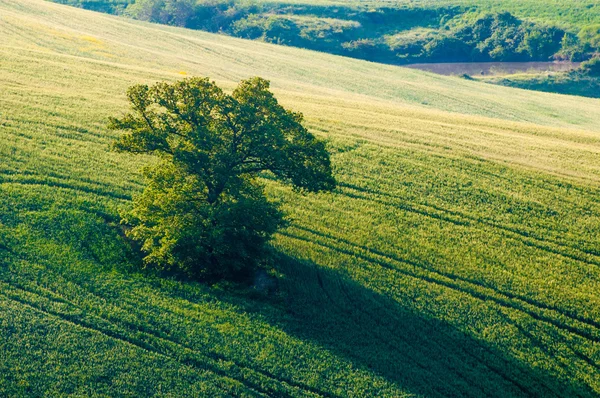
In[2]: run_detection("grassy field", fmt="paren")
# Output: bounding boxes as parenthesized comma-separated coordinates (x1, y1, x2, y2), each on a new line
(2, 0, 600, 396)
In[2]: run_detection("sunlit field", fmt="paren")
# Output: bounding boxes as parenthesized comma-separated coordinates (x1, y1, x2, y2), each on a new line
(1, 0, 600, 396)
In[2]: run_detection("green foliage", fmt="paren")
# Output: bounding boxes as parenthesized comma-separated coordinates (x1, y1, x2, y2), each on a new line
(579, 24, 600, 49)
(121, 161, 286, 280)
(232, 15, 303, 45)
(430, 12, 566, 62)
(555, 32, 590, 61)
(109, 77, 335, 280)
(422, 35, 472, 62)
(124, 0, 196, 26)
(581, 57, 600, 76)
(51, 0, 133, 13)
(125, 0, 243, 29)
(120, 0, 459, 63)
(232, 14, 362, 49)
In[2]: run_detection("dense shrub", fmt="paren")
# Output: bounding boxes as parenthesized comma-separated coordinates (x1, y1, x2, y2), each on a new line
(581, 57, 600, 76)
(233, 15, 303, 45)
(432, 12, 565, 62)
(555, 33, 591, 61)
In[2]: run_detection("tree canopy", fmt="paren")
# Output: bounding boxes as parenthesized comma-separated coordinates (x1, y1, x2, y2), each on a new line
(581, 57, 600, 77)
(109, 77, 335, 280)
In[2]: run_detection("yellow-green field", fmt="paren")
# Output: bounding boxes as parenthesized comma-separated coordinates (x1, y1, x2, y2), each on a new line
(1, 0, 600, 396)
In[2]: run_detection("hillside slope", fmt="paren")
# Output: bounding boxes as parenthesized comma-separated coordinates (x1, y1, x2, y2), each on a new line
(1, 0, 600, 396)
(52, 0, 600, 68)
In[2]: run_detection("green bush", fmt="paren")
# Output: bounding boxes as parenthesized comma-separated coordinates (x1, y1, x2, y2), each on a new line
(581, 57, 600, 76)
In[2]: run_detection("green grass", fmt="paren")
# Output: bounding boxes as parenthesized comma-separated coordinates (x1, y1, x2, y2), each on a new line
(2, 0, 600, 396)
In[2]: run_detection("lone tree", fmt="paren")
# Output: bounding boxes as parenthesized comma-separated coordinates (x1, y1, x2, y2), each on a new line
(109, 77, 335, 280)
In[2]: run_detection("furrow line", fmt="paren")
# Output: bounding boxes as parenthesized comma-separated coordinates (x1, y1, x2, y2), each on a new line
(0, 286, 266, 398)
(0, 278, 327, 398)
(294, 223, 600, 334)
(283, 230, 600, 351)
(333, 273, 551, 398)
(4, 268, 333, 398)
(340, 184, 600, 267)
(311, 269, 464, 398)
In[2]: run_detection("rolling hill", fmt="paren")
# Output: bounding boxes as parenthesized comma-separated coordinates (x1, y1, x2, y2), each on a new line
(52, 0, 600, 69)
(1, 0, 600, 396)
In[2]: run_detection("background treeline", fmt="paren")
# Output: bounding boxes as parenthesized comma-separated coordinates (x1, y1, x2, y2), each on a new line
(53, 0, 600, 65)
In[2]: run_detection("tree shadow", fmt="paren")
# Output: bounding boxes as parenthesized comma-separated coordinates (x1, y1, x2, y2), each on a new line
(42, 209, 596, 397)
(212, 253, 597, 398)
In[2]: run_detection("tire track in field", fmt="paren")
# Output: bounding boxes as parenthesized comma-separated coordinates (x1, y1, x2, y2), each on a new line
(0, 247, 334, 398)
(282, 231, 600, 369)
(0, 287, 264, 398)
(492, 305, 597, 397)
(334, 187, 600, 322)
(344, 152, 600, 234)
(8, 253, 507, 397)
(88, 290, 334, 398)
(0, 296, 242, 398)
(307, 267, 469, 398)
(292, 224, 600, 338)
(340, 183, 600, 268)
(332, 271, 554, 398)
(19, 168, 134, 196)
(347, 146, 600, 212)
(4, 278, 330, 398)
(0, 278, 329, 398)
(2, 119, 109, 146)
(3, 178, 131, 200)
(284, 232, 599, 396)
(317, 269, 523, 398)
